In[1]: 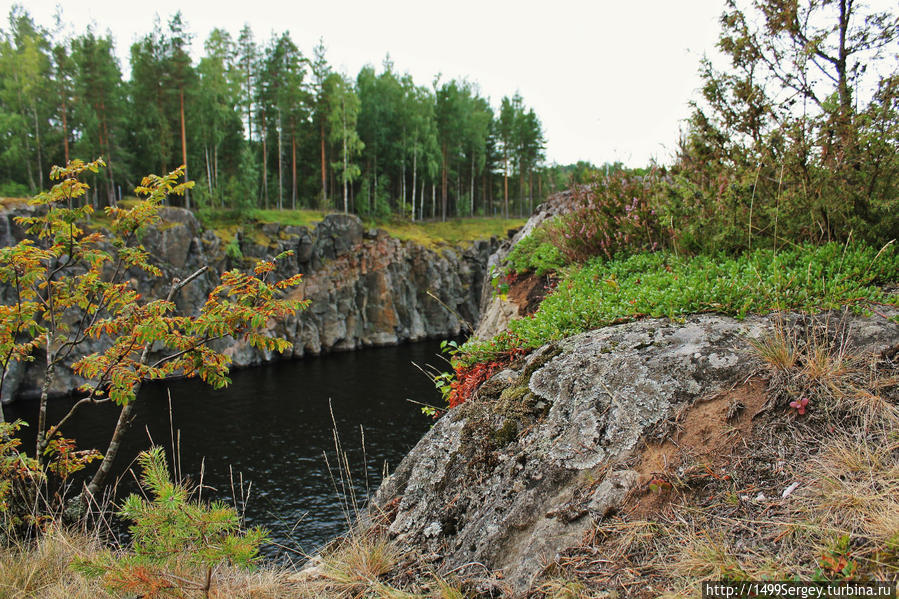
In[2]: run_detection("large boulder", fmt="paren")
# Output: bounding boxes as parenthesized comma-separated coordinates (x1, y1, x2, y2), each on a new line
(372, 310, 899, 592)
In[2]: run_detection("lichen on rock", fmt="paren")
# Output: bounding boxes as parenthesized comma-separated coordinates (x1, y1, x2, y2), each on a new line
(371, 310, 899, 592)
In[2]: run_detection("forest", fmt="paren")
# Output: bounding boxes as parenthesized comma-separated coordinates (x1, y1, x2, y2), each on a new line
(0, 6, 563, 221)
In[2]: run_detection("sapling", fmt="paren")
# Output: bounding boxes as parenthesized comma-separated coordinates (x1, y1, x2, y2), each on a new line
(0, 158, 307, 508)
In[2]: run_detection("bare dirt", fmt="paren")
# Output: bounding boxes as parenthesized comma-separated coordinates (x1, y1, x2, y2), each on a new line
(628, 379, 769, 519)
(506, 272, 557, 316)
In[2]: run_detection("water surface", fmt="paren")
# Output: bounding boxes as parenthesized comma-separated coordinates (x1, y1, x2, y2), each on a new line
(7, 341, 441, 560)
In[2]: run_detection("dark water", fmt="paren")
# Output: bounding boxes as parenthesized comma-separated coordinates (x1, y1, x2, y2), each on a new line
(7, 341, 441, 560)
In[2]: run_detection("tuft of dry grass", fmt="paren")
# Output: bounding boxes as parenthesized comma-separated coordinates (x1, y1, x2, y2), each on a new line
(297, 533, 399, 598)
(0, 528, 115, 599)
(749, 323, 799, 371)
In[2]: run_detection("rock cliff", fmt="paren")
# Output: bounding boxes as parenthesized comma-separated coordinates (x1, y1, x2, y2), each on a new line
(352, 194, 899, 595)
(0, 205, 495, 401)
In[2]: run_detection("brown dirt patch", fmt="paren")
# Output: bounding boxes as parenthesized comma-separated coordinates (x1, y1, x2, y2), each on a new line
(506, 272, 557, 316)
(628, 379, 769, 518)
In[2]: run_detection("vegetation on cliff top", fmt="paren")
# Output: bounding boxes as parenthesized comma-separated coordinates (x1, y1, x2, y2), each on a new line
(0, 6, 556, 220)
(196, 207, 525, 249)
(464, 244, 899, 368)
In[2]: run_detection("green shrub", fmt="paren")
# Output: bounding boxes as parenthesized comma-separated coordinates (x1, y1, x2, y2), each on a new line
(0, 181, 30, 198)
(460, 243, 899, 365)
(75, 446, 267, 597)
(506, 232, 567, 276)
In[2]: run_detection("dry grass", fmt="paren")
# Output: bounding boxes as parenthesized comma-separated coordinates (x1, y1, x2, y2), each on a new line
(294, 529, 476, 598)
(319, 534, 399, 591)
(0, 526, 318, 599)
(748, 322, 798, 371)
(0, 528, 114, 599)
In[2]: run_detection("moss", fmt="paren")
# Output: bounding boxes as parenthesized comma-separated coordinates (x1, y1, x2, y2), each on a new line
(371, 217, 526, 248)
(492, 419, 519, 446)
(210, 225, 239, 244)
(519, 343, 562, 382)
(499, 385, 529, 404)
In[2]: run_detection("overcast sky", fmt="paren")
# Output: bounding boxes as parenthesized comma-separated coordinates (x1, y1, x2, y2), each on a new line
(13, 0, 728, 167)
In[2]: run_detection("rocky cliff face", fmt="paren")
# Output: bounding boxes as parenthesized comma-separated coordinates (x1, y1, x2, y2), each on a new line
(473, 191, 573, 341)
(0, 205, 494, 401)
(370, 310, 899, 593)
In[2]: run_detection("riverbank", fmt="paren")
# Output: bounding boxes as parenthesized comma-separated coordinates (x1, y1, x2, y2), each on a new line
(0, 202, 523, 402)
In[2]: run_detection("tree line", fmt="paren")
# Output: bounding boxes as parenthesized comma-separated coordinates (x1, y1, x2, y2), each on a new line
(0, 6, 558, 219)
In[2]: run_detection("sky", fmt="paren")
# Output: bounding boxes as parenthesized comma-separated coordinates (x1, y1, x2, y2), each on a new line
(12, 0, 727, 167)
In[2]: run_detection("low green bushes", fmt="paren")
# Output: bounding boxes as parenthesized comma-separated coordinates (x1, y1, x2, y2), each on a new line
(460, 243, 899, 366)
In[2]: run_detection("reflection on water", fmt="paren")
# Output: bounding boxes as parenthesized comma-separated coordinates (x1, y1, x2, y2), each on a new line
(7, 341, 440, 560)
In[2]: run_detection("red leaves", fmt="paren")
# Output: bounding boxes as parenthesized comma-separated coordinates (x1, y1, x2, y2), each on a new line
(789, 396, 809, 415)
(446, 344, 527, 409)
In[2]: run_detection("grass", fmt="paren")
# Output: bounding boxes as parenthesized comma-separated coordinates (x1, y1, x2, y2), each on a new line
(369, 217, 525, 248)
(460, 242, 899, 365)
(196, 208, 523, 248)
(0, 528, 115, 599)
(0, 527, 315, 599)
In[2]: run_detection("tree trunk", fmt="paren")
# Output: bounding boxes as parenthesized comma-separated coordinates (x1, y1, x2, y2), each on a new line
(292, 135, 297, 210)
(85, 268, 207, 497)
(470, 152, 475, 216)
(528, 170, 533, 215)
(101, 110, 116, 207)
(441, 143, 448, 222)
(261, 109, 268, 209)
(277, 108, 283, 210)
(343, 105, 349, 214)
(320, 120, 327, 208)
(180, 89, 189, 209)
(411, 148, 417, 222)
(205, 146, 213, 196)
(214, 146, 219, 205)
(836, 0, 851, 141)
(503, 152, 509, 219)
(12, 71, 35, 191)
(33, 106, 43, 191)
(61, 97, 69, 165)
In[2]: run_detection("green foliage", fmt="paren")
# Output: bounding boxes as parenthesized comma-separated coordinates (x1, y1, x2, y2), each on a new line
(670, 0, 899, 252)
(0, 7, 553, 218)
(0, 181, 29, 197)
(224, 236, 242, 261)
(0, 158, 307, 500)
(461, 243, 899, 365)
(74, 446, 267, 596)
(0, 419, 100, 529)
(506, 231, 567, 276)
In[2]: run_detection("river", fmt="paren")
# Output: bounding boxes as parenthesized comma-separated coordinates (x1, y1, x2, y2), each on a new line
(6, 341, 442, 561)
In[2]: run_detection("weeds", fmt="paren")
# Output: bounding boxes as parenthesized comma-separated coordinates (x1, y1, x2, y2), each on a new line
(0, 527, 115, 599)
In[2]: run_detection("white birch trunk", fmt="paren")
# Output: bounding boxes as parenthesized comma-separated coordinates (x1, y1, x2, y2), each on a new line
(277, 108, 283, 210)
(411, 148, 417, 222)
